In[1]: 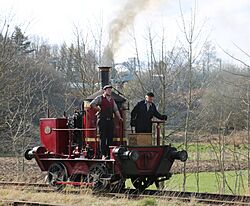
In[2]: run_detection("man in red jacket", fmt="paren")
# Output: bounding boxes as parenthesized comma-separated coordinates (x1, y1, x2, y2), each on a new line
(90, 85, 123, 159)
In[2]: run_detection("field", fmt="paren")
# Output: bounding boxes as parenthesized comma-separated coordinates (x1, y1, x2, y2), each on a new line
(125, 170, 249, 195)
(0, 156, 249, 196)
(0, 131, 249, 205)
(169, 170, 249, 195)
(0, 158, 249, 206)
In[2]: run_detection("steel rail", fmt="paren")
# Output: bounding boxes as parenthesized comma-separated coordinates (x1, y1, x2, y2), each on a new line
(1, 200, 65, 206)
(117, 189, 250, 205)
(0, 181, 49, 187)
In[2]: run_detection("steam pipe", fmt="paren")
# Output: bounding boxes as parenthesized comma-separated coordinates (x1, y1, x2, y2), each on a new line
(112, 146, 139, 161)
(24, 149, 34, 160)
(169, 149, 188, 162)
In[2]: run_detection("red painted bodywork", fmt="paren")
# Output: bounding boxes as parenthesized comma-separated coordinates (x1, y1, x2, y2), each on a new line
(128, 146, 165, 175)
(36, 116, 173, 178)
(83, 106, 98, 155)
(40, 118, 68, 155)
(83, 104, 126, 152)
(32, 144, 173, 179)
(35, 116, 174, 182)
(83, 107, 97, 140)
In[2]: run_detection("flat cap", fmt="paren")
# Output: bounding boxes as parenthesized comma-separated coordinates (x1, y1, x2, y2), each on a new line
(103, 84, 113, 90)
(146, 92, 154, 97)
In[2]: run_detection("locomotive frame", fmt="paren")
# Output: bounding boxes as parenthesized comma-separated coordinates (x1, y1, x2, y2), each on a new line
(24, 66, 188, 191)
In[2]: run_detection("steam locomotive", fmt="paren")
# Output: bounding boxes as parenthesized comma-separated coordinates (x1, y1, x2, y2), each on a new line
(24, 66, 187, 191)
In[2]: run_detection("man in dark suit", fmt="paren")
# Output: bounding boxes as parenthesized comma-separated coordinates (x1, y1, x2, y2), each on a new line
(130, 92, 167, 133)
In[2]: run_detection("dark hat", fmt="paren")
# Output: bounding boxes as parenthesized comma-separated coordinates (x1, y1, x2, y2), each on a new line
(103, 84, 112, 90)
(146, 92, 154, 97)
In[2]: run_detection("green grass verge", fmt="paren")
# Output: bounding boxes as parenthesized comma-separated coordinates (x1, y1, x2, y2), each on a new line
(126, 170, 248, 195)
(171, 143, 248, 161)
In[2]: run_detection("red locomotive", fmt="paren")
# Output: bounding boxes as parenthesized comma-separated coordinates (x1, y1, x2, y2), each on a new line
(25, 66, 187, 191)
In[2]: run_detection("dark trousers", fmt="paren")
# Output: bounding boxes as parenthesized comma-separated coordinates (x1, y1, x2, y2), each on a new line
(73, 131, 82, 149)
(98, 119, 114, 156)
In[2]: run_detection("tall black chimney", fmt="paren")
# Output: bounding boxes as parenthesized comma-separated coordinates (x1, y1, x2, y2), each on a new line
(86, 65, 126, 103)
(99, 66, 111, 89)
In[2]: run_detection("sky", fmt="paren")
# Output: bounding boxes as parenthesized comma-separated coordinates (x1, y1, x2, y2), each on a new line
(1, 0, 250, 65)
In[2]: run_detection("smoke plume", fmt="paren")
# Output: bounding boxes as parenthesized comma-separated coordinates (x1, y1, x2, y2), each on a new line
(102, 0, 163, 65)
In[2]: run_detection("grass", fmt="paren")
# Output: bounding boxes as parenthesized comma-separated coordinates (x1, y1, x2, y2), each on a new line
(171, 142, 248, 161)
(137, 198, 157, 206)
(127, 170, 249, 195)
(0, 188, 201, 206)
(0, 153, 13, 157)
(167, 170, 248, 195)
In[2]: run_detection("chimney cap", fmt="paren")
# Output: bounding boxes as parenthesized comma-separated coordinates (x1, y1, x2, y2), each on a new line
(103, 84, 113, 90)
(99, 66, 111, 70)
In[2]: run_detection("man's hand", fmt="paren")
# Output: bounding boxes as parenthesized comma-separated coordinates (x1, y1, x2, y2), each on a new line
(92, 106, 101, 115)
(163, 115, 168, 121)
(115, 111, 123, 122)
(95, 108, 101, 116)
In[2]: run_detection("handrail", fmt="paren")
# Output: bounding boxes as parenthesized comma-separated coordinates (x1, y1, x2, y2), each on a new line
(52, 128, 96, 131)
(151, 120, 165, 124)
(152, 120, 165, 146)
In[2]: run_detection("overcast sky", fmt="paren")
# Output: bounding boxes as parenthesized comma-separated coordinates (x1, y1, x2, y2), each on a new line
(1, 0, 250, 65)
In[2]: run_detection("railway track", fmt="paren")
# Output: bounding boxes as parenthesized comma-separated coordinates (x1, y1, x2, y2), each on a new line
(120, 189, 250, 205)
(1, 200, 65, 206)
(0, 181, 49, 187)
(0, 181, 250, 205)
(0, 181, 53, 193)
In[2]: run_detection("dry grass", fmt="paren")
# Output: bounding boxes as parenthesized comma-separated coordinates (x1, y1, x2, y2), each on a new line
(247, 187, 250, 196)
(0, 188, 204, 206)
(0, 157, 46, 182)
(169, 130, 248, 145)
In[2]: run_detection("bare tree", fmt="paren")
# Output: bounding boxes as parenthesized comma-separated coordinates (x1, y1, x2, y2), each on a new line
(178, 0, 210, 191)
(220, 44, 250, 190)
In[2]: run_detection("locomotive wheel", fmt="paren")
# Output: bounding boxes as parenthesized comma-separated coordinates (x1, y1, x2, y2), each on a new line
(131, 177, 154, 191)
(155, 180, 160, 189)
(155, 180, 165, 189)
(47, 163, 68, 191)
(110, 177, 125, 192)
(88, 163, 109, 192)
